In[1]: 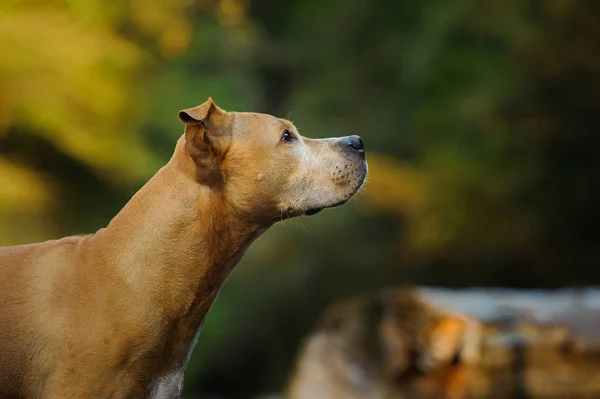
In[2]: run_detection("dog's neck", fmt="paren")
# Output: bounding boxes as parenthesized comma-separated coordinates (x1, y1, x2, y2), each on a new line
(94, 137, 267, 365)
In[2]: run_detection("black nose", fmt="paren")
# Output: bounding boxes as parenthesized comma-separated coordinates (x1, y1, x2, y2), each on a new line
(345, 135, 364, 153)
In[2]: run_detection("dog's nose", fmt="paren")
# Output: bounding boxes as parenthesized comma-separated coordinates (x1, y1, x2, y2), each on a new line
(345, 135, 364, 153)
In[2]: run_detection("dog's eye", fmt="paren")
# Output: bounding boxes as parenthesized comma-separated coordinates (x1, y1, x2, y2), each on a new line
(280, 130, 296, 143)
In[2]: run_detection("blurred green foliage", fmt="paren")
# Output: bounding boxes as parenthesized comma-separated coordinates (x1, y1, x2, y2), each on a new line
(1, 0, 600, 397)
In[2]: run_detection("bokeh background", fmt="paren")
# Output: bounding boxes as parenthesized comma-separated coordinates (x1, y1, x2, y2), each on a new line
(1, 0, 599, 397)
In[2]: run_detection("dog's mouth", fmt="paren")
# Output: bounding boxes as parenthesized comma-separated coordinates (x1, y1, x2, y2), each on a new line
(302, 160, 368, 217)
(304, 208, 323, 216)
(303, 198, 350, 216)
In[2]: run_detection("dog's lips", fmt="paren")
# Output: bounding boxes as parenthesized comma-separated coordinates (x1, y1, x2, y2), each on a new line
(303, 160, 367, 217)
(304, 208, 323, 216)
(303, 198, 348, 216)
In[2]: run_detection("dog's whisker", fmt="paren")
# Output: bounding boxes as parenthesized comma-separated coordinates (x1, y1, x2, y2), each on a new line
(298, 218, 308, 232)
(280, 209, 286, 224)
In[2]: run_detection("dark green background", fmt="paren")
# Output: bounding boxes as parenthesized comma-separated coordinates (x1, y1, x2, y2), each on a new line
(1, 0, 599, 397)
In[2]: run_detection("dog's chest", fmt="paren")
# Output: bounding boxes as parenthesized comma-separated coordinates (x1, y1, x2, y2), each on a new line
(149, 327, 201, 398)
(149, 368, 185, 399)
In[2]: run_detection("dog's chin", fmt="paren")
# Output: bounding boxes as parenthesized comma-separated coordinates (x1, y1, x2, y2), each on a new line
(304, 194, 354, 216)
(303, 163, 367, 216)
(303, 179, 366, 216)
(303, 198, 348, 216)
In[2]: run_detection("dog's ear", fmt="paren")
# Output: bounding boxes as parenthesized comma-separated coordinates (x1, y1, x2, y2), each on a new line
(178, 97, 222, 125)
(178, 97, 227, 183)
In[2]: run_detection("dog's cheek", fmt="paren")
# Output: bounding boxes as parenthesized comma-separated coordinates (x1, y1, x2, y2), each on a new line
(253, 172, 298, 220)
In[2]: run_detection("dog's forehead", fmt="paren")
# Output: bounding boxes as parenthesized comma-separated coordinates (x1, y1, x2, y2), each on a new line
(231, 112, 297, 137)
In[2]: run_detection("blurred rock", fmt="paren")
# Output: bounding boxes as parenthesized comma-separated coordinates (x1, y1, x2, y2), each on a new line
(285, 287, 600, 399)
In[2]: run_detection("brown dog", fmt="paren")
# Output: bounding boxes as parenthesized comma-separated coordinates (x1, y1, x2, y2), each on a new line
(0, 98, 367, 398)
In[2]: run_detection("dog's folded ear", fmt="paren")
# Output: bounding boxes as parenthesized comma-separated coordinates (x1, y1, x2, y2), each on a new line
(179, 97, 220, 125)
(178, 98, 227, 183)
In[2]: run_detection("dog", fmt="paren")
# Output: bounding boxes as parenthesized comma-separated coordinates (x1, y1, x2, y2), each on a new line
(0, 98, 367, 398)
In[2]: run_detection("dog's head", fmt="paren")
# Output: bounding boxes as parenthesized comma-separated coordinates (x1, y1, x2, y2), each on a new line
(178, 98, 367, 223)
